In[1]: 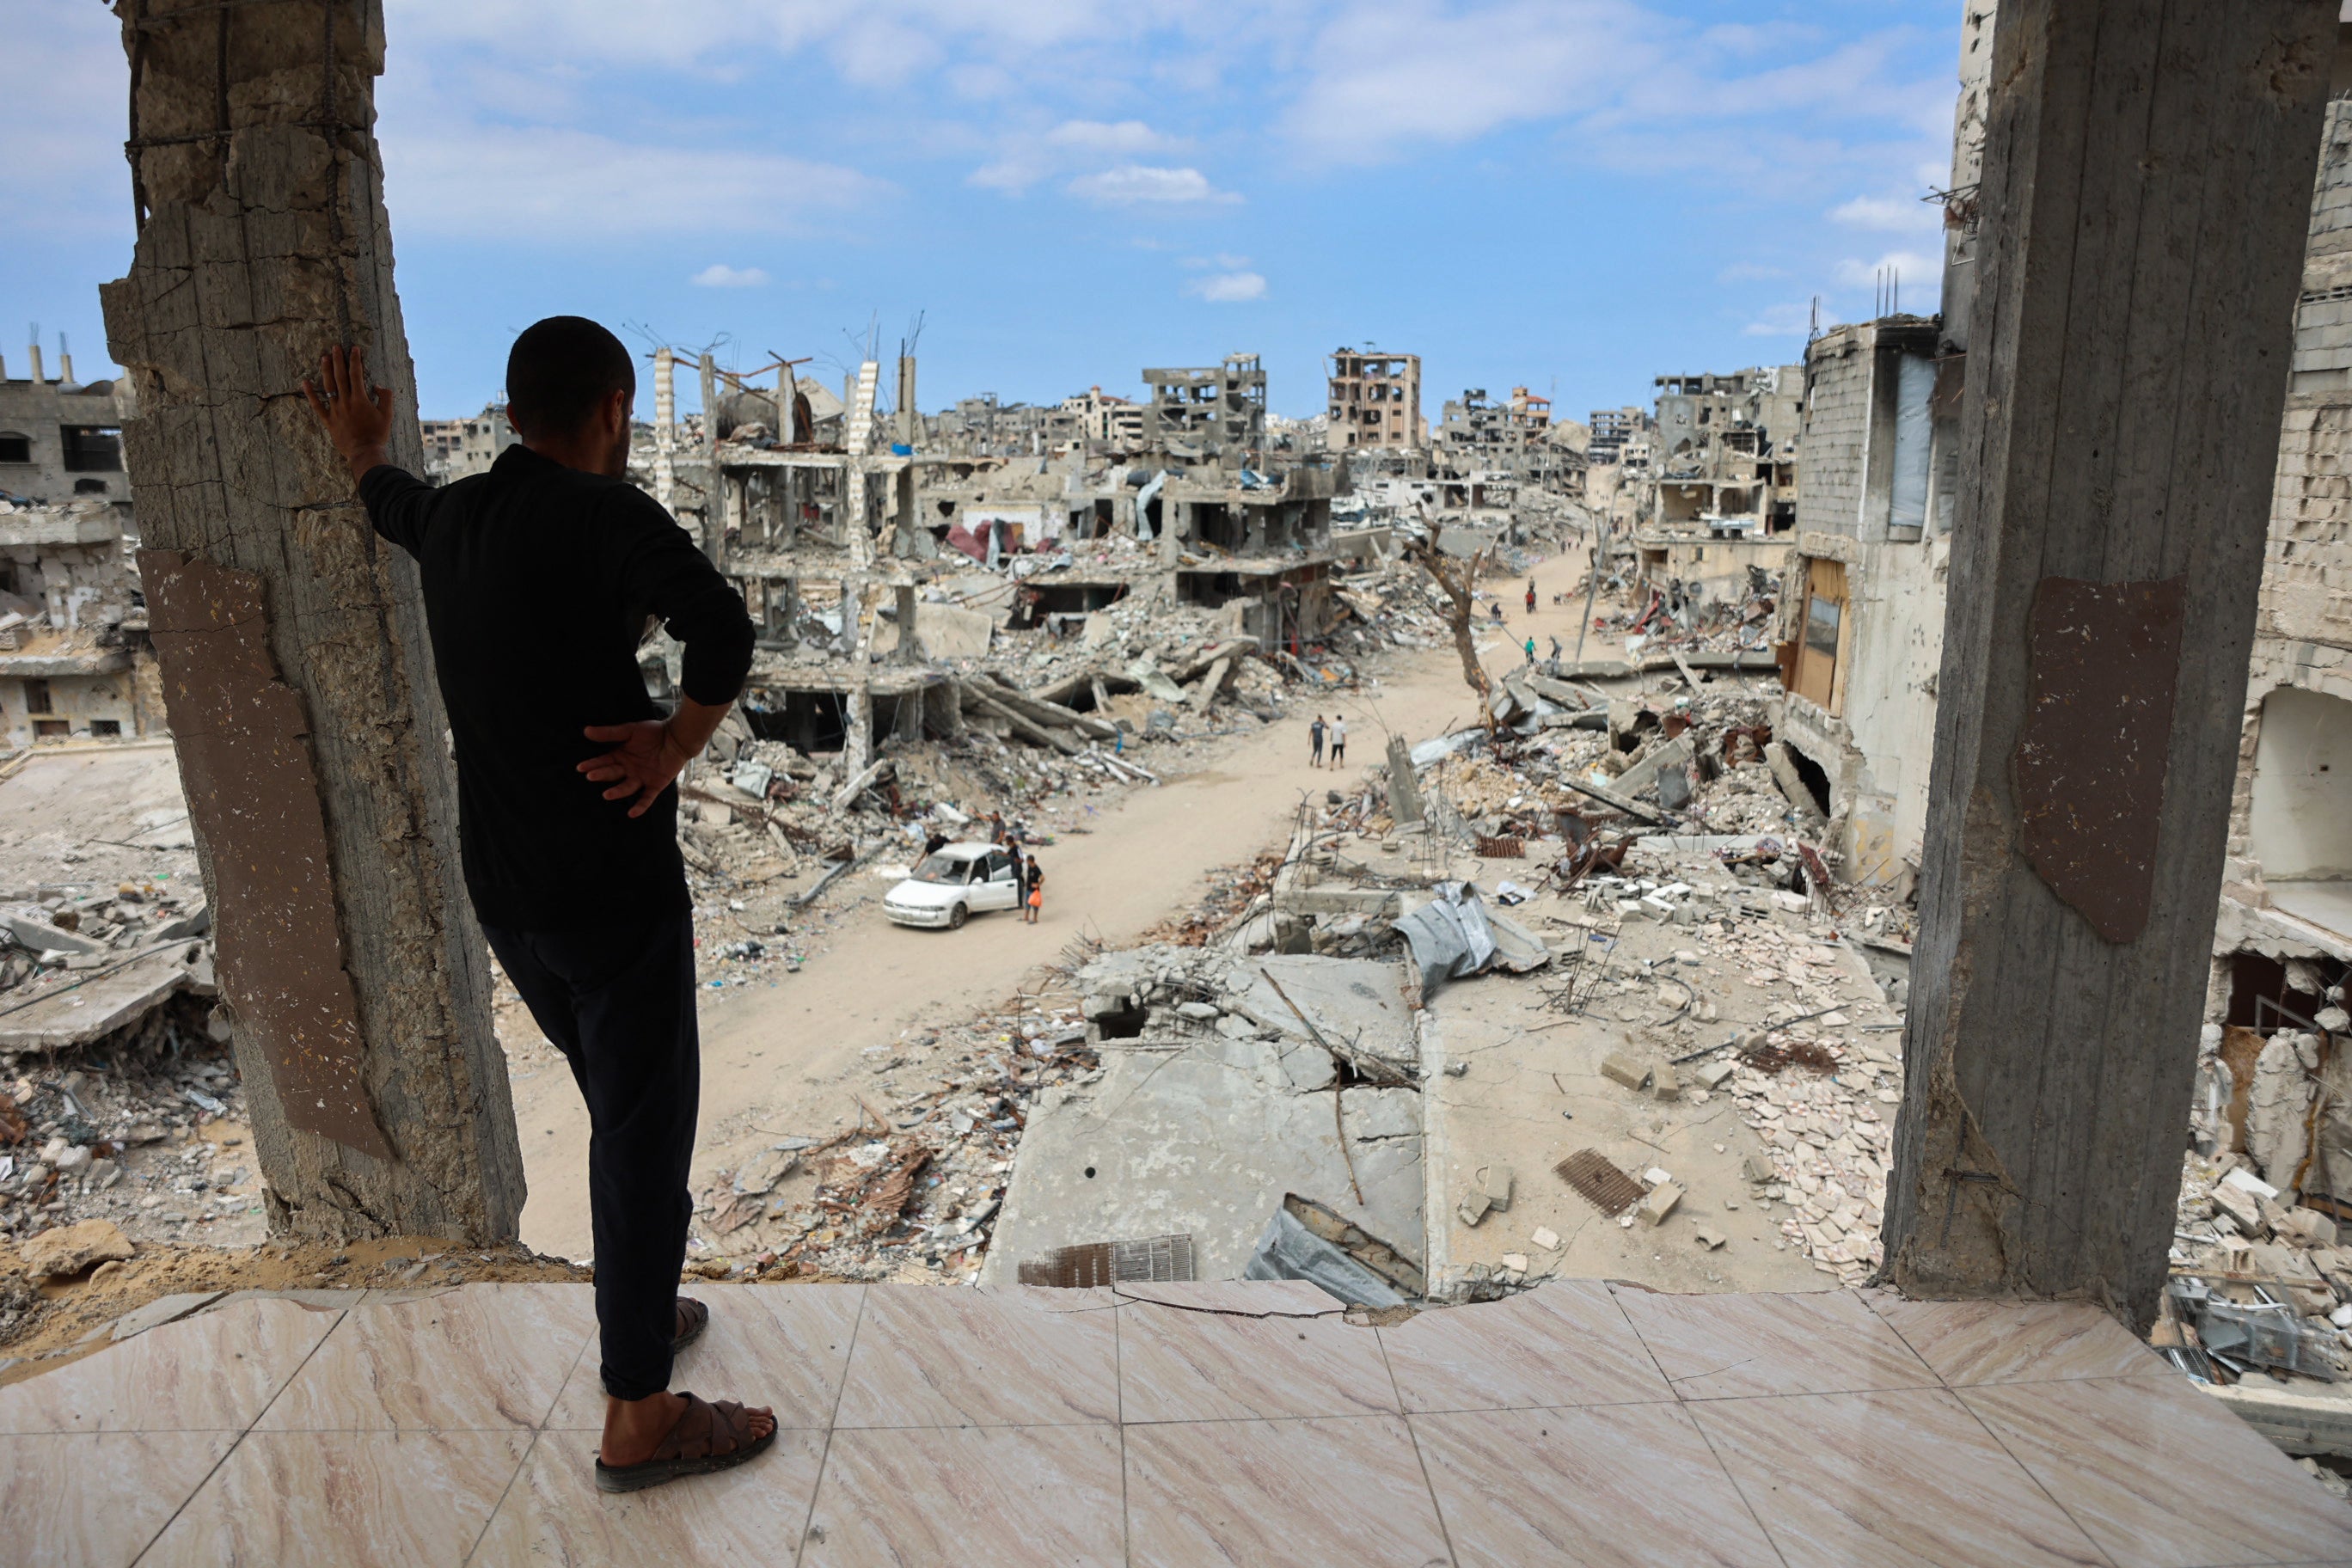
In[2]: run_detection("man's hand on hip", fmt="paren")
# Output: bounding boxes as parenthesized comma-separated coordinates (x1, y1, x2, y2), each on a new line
(579, 697, 732, 818)
(302, 345, 396, 486)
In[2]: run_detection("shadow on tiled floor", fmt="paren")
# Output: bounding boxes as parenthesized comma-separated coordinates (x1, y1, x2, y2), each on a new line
(4, 1277, 2350, 1566)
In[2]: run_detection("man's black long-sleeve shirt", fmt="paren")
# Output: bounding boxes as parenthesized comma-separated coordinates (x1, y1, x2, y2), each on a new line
(361, 445, 755, 931)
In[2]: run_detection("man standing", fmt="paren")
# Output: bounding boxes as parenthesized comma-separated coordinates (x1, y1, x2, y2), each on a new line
(304, 322, 771, 1492)
(1328, 714, 1347, 769)
(1309, 714, 1326, 769)
(1525, 579, 1537, 616)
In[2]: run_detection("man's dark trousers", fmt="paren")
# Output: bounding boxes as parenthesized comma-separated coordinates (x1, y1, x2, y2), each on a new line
(482, 907, 698, 1400)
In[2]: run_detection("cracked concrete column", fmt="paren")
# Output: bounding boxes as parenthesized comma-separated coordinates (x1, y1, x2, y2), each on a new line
(652, 345, 675, 512)
(1883, 0, 2332, 1326)
(101, 0, 522, 1241)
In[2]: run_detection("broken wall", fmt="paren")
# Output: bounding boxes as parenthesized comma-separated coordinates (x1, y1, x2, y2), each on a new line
(2226, 96, 2352, 918)
(1781, 321, 1951, 891)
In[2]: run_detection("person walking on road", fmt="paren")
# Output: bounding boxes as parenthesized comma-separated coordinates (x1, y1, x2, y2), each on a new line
(1526, 579, 1537, 615)
(1328, 714, 1347, 769)
(1524, 634, 1537, 665)
(306, 322, 772, 1493)
(1024, 858, 1045, 924)
(1309, 714, 1326, 768)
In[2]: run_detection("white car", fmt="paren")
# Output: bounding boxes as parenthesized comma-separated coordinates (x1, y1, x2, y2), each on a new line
(883, 842, 1023, 930)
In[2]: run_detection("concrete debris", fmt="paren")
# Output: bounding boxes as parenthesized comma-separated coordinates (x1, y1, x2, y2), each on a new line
(20, 1217, 135, 1280)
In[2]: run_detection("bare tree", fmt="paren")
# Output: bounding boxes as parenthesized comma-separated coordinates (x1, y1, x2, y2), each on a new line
(1406, 536, 1495, 722)
(101, 0, 524, 1240)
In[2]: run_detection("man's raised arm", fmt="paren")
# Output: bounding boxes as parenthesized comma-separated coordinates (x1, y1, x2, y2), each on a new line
(304, 345, 432, 553)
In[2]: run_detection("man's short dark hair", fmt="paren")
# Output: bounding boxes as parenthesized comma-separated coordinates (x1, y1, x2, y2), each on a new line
(505, 316, 635, 438)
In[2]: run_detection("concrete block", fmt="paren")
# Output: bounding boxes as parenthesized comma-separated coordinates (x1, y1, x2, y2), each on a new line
(1638, 1182, 1685, 1226)
(3, 909, 105, 957)
(1697, 1059, 1737, 1089)
(1456, 1189, 1492, 1228)
(1651, 1063, 1681, 1101)
(1479, 1165, 1514, 1212)
(1601, 1052, 1649, 1091)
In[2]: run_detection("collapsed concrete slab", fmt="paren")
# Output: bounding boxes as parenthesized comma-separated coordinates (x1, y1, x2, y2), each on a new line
(983, 946, 1423, 1288)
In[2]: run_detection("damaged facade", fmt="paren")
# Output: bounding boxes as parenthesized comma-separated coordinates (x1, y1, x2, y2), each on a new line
(0, 341, 160, 749)
(1326, 348, 1424, 451)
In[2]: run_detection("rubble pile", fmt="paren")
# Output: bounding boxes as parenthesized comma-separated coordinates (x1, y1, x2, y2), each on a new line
(0, 1014, 257, 1253)
(2167, 1150, 2352, 1386)
(680, 993, 1103, 1283)
(2168, 985, 2352, 1391)
(1554, 845, 1905, 1287)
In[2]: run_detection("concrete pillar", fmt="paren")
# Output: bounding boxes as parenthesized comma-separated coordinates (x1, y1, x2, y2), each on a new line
(841, 682, 873, 785)
(102, 0, 522, 1240)
(1882, 0, 2333, 1327)
(652, 346, 676, 513)
(895, 583, 918, 663)
(780, 364, 798, 444)
(698, 352, 720, 553)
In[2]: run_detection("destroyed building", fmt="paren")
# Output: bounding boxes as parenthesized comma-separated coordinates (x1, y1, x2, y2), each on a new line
(1058, 386, 1145, 448)
(1142, 354, 1265, 462)
(1325, 347, 1424, 450)
(2204, 87, 2352, 1218)
(1623, 368, 1804, 611)
(0, 342, 159, 749)
(1587, 404, 1647, 466)
(417, 402, 515, 484)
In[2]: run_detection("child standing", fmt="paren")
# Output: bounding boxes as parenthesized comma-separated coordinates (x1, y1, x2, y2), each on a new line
(1328, 715, 1347, 768)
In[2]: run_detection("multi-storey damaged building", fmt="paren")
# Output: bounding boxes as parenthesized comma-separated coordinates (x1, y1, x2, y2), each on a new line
(1610, 367, 1803, 610)
(623, 343, 1345, 775)
(1325, 348, 1423, 450)
(1142, 355, 1265, 462)
(2213, 87, 2352, 1063)
(0, 341, 161, 749)
(418, 403, 516, 485)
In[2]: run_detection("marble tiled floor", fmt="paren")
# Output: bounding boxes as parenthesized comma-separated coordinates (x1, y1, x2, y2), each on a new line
(4, 1277, 2350, 1567)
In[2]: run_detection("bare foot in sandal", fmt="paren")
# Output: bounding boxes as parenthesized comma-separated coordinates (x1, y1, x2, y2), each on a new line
(602, 1389, 775, 1471)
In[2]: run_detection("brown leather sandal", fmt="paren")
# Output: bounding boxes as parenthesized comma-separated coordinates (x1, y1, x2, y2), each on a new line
(671, 1296, 709, 1353)
(593, 1391, 775, 1493)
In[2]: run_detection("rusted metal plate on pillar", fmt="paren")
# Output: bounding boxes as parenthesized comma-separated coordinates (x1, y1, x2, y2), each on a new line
(2012, 574, 2188, 944)
(139, 549, 390, 1158)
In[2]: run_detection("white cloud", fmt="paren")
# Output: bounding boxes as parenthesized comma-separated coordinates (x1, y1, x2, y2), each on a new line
(1047, 119, 1179, 155)
(1830, 193, 1940, 233)
(1742, 302, 1816, 337)
(1833, 249, 1941, 291)
(692, 264, 770, 287)
(971, 119, 1191, 193)
(381, 126, 887, 239)
(1065, 165, 1238, 205)
(1282, 0, 1667, 164)
(0, 2, 134, 242)
(1189, 271, 1267, 303)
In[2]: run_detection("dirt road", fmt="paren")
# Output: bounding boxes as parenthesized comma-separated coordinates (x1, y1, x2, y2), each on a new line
(508, 559, 1606, 1260)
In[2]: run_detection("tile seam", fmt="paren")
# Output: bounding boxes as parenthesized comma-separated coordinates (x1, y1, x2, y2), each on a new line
(791, 1281, 870, 1568)
(126, 1303, 350, 1566)
(1375, 1314, 1461, 1568)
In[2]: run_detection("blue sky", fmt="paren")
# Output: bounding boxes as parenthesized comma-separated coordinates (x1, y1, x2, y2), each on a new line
(7, 0, 1957, 423)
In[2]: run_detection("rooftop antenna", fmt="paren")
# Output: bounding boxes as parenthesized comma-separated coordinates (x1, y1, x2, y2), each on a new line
(1892, 266, 1901, 316)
